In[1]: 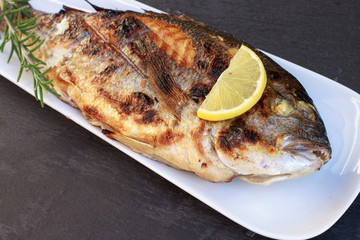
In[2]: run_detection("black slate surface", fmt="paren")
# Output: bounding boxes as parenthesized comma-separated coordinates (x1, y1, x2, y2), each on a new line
(0, 0, 359, 239)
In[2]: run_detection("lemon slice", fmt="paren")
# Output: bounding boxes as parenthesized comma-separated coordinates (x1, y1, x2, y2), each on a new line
(197, 45, 267, 121)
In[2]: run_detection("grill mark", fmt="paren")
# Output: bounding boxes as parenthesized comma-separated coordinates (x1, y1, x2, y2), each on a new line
(244, 128, 260, 143)
(182, 38, 192, 67)
(189, 83, 210, 103)
(173, 35, 189, 43)
(67, 20, 86, 39)
(113, 17, 141, 39)
(132, 92, 154, 106)
(157, 129, 184, 146)
(219, 136, 231, 150)
(114, 24, 130, 37)
(135, 16, 196, 68)
(120, 92, 155, 114)
(197, 60, 206, 69)
(140, 110, 157, 124)
(149, 31, 189, 67)
(99, 88, 156, 115)
(101, 89, 161, 125)
(101, 64, 118, 76)
(190, 121, 206, 157)
(169, 48, 178, 63)
(208, 55, 228, 79)
(82, 43, 104, 55)
(218, 119, 260, 151)
(160, 26, 178, 40)
(83, 105, 104, 122)
(175, 38, 188, 65)
(84, 14, 148, 80)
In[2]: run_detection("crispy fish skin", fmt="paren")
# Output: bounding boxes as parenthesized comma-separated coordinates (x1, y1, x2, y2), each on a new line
(30, 9, 331, 184)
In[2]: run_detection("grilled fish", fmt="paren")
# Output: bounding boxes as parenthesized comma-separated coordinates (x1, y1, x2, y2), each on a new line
(24, 8, 331, 184)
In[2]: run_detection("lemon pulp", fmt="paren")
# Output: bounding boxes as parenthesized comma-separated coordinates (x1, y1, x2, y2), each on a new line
(197, 45, 267, 121)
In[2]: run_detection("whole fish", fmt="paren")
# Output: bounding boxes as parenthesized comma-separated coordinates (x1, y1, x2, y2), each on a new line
(25, 8, 331, 184)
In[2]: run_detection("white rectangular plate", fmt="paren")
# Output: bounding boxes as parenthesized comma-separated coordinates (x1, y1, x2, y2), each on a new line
(1, 1, 360, 239)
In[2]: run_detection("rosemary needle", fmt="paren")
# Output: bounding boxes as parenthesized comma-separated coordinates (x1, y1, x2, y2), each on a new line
(0, 0, 60, 107)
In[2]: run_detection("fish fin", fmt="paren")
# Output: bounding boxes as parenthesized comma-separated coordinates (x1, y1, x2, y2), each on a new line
(84, 0, 108, 11)
(103, 129, 154, 151)
(105, 130, 181, 169)
(83, 13, 188, 118)
(135, 39, 189, 119)
(61, 5, 81, 13)
(61, 3, 97, 14)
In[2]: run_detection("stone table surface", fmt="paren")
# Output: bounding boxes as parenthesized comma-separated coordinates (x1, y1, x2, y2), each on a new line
(0, 0, 359, 239)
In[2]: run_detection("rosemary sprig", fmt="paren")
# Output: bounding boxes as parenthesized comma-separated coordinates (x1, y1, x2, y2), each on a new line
(0, 0, 59, 107)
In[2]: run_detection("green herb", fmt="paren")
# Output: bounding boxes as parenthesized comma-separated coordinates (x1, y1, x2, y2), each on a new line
(0, 0, 59, 107)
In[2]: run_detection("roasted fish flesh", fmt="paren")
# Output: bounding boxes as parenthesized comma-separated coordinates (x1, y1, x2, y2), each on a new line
(19, 8, 331, 184)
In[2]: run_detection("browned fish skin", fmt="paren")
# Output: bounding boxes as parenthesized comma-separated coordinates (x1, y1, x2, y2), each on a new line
(29, 9, 331, 184)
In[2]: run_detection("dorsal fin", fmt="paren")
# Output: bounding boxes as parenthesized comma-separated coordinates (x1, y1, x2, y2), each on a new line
(84, 0, 106, 11)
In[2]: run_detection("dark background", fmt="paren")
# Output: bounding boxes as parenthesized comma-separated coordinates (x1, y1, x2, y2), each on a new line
(1, 0, 359, 239)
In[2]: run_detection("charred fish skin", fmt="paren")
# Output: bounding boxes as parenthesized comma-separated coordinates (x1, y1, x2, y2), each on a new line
(29, 9, 331, 184)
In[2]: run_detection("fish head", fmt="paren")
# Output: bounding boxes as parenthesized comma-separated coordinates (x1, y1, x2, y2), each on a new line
(213, 81, 331, 184)
(269, 87, 331, 163)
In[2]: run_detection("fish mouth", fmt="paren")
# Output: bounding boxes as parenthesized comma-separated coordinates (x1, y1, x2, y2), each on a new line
(281, 136, 332, 164)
